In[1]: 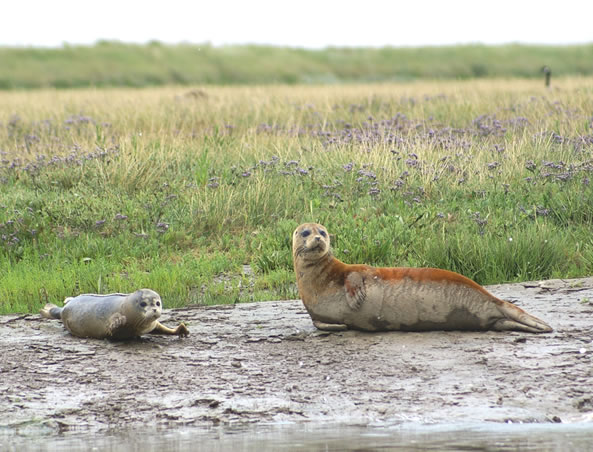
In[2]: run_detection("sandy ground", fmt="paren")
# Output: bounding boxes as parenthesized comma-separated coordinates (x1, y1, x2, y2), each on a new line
(1, 277, 592, 437)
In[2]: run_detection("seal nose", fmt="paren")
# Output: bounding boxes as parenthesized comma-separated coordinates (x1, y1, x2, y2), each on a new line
(315, 235, 321, 241)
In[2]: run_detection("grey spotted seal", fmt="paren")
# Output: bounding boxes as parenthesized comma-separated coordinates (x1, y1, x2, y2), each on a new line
(293, 223, 553, 333)
(40, 289, 189, 339)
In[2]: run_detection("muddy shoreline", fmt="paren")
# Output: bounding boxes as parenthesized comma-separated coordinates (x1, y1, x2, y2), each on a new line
(1, 278, 592, 439)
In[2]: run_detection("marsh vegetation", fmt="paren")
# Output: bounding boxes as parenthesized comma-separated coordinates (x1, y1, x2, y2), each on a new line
(1, 42, 593, 89)
(1, 79, 593, 313)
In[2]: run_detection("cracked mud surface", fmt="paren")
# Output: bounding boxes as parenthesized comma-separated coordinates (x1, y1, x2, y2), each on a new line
(1, 278, 592, 439)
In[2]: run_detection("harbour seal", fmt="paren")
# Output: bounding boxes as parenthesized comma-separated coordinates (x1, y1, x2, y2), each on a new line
(40, 289, 189, 339)
(292, 223, 553, 333)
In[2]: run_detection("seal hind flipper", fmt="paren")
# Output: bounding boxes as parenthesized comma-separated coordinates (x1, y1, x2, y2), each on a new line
(345, 272, 366, 310)
(492, 318, 550, 333)
(494, 304, 553, 333)
(40, 303, 63, 320)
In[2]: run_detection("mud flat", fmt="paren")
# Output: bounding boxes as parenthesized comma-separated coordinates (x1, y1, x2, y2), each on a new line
(1, 278, 592, 449)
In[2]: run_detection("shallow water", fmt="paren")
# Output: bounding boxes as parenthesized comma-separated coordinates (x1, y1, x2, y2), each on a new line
(3, 422, 593, 452)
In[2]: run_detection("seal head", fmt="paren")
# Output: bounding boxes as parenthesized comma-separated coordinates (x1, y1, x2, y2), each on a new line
(121, 289, 163, 335)
(292, 223, 331, 264)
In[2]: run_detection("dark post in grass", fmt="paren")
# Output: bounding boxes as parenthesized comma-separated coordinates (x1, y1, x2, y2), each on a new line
(541, 66, 551, 88)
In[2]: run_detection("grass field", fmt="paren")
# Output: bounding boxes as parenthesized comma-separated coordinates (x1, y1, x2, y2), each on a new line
(1, 42, 593, 89)
(2, 78, 593, 314)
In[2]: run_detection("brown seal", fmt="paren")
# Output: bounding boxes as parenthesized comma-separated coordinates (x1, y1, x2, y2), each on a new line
(293, 223, 553, 333)
(40, 289, 189, 339)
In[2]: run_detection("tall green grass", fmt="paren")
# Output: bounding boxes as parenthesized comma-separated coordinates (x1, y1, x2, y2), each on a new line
(0, 42, 592, 89)
(1, 79, 593, 314)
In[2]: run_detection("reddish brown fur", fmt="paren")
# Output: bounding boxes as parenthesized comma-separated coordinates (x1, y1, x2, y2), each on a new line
(326, 259, 498, 299)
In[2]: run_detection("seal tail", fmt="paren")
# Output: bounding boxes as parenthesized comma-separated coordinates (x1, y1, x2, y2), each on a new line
(494, 302, 553, 333)
(40, 303, 63, 320)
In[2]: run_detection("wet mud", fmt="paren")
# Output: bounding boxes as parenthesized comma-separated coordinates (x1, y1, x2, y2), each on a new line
(1, 277, 592, 444)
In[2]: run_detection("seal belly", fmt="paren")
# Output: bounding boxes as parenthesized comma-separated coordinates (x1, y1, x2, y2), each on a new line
(345, 277, 501, 332)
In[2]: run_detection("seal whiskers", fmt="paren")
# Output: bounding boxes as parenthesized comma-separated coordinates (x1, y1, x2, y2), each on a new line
(292, 223, 553, 333)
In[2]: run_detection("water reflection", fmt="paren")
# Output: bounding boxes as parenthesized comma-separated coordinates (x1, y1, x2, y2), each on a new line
(3, 422, 593, 451)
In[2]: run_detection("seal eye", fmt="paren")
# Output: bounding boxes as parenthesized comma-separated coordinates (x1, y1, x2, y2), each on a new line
(319, 230, 327, 237)
(301, 230, 311, 238)
(140, 301, 147, 308)
(156, 301, 161, 307)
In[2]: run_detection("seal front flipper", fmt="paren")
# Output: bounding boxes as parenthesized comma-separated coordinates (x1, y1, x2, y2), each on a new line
(313, 320, 348, 331)
(106, 312, 127, 335)
(149, 321, 190, 337)
(345, 272, 366, 311)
